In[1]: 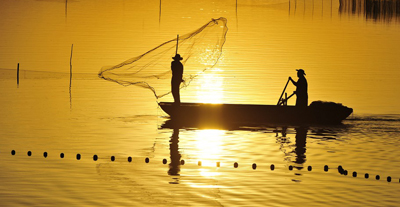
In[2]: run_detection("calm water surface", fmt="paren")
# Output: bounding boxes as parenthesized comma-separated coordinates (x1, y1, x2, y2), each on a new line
(1, 0, 400, 206)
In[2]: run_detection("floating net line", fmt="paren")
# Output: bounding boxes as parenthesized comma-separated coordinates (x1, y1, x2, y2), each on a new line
(98, 17, 228, 99)
(5, 149, 400, 183)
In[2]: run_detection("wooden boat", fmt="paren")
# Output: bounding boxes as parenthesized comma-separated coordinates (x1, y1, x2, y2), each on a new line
(159, 101, 353, 125)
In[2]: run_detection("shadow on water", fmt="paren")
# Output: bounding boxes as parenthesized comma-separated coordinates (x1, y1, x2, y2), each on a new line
(274, 127, 307, 171)
(294, 127, 307, 166)
(339, 0, 400, 23)
(162, 119, 352, 179)
(168, 128, 181, 184)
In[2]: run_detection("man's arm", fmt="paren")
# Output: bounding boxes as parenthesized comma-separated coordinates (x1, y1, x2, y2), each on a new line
(289, 76, 297, 86)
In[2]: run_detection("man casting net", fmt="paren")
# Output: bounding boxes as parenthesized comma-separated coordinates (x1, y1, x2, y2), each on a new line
(98, 17, 228, 99)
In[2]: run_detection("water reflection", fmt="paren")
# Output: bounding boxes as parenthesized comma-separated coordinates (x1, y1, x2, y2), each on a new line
(294, 127, 307, 167)
(339, 0, 400, 23)
(168, 128, 181, 180)
(275, 127, 308, 169)
(167, 128, 224, 181)
(193, 130, 224, 167)
(164, 121, 312, 174)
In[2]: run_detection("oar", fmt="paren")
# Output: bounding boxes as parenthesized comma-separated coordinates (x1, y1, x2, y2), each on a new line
(283, 92, 295, 105)
(277, 78, 290, 105)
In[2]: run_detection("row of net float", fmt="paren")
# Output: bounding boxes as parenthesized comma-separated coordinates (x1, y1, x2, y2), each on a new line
(10, 150, 397, 183)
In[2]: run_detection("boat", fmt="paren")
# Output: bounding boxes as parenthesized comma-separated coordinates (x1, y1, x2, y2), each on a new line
(159, 101, 353, 125)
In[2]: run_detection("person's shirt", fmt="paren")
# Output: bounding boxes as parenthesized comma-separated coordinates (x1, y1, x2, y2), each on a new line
(171, 60, 183, 81)
(295, 76, 308, 97)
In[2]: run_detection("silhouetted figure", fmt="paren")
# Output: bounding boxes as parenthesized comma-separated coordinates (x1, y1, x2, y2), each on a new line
(171, 54, 184, 105)
(289, 69, 308, 107)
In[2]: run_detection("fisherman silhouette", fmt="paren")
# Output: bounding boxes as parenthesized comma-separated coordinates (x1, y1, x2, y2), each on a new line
(289, 69, 308, 107)
(171, 54, 184, 105)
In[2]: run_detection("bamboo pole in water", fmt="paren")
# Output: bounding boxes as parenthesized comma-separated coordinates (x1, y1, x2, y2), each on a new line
(69, 44, 73, 108)
(65, 0, 68, 18)
(70, 44, 73, 84)
(159, 0, 162, 25)
(17, 63, 19, 86)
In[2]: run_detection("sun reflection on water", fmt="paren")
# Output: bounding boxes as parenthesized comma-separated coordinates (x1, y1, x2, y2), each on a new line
(189, 129, 226, 189)
(194, 129, 225, 167)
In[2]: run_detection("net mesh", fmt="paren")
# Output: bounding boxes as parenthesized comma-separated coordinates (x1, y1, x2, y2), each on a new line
(98, 17, 228, 99)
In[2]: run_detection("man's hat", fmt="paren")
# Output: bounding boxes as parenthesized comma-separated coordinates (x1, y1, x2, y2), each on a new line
(172, 54, 183, 60)
(296, 69, 306, 75)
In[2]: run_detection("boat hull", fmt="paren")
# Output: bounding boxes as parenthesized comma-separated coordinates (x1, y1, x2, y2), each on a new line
(159, 101, 353, 125)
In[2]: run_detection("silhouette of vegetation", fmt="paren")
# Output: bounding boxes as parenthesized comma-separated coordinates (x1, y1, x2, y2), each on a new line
(339, 0, 400, 23)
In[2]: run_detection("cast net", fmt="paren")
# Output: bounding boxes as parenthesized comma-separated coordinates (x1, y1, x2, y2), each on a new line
(98, 17, 228, 99)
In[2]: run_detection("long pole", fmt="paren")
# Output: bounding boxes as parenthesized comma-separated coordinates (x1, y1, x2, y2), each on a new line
(175, 34, 179, 55)
(69, 44, 73, 109)
(70, 44, 73, 85)
(236, 0, 238, 29)
(159, 0, 162, 25)
(65, 0, 68, 18)
(277, 79, 290, 105)
(17, 63, 19, 86)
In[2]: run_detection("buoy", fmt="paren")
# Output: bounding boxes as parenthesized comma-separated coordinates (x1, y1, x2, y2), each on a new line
(60, 153, 65, 158)
(216, 162, 220, 167)
(128, 157, 132, 162)
(93, 155, 98, 161)
(76, 154, 81, 160)
(352, 171, 357, 177)
(270, 164, 275, 171)
(162, 159, 167, 164)
(307, 166, 312, 171)
(27, 151, 32, 156)
(111, 156, 115, 161)
(289, 165, 293, 171)
(324, 165, 329, 172)
(387, 176, 391, 182)
(180, 160, 185, 165)
(11, 150, 16, 155)
(145, 157, 150, 163)
(338, 165, 344, 174)
(376, 175, 380, 180)
(234, 162, 239, 168)
(43, 152, 48, 158)
(365, 173, 369, 179)
(198, 161, 202, 166)
(252, 163, 257, 170)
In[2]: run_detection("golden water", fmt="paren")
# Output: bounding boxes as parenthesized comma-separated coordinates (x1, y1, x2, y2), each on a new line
(1, 0, 400, 206)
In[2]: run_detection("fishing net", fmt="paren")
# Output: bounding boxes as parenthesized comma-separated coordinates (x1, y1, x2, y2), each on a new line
(98, 17, 228, 99)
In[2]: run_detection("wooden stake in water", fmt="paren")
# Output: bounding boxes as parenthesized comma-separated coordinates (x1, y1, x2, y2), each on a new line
(70, 44, 73, 77)
(69, 44, 73, 108)
(65, 0, 67, 18)
(17, 63, 19, 86)
(159, 0, 162, 25)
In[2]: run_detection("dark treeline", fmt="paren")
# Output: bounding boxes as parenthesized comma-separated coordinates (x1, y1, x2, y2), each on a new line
(339, 0, 400, 22)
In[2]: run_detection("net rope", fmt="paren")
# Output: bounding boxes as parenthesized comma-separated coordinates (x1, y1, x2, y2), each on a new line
(98, 17, 228, 99)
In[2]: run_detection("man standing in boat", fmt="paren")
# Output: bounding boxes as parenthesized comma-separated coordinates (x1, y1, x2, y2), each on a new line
(171, 54, 184, 105)
(289, 69, 308, 107)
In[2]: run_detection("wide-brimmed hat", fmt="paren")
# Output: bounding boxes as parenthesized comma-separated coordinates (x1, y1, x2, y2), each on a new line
(296, 69, 306, 75)
(172, 54, 183, 60)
